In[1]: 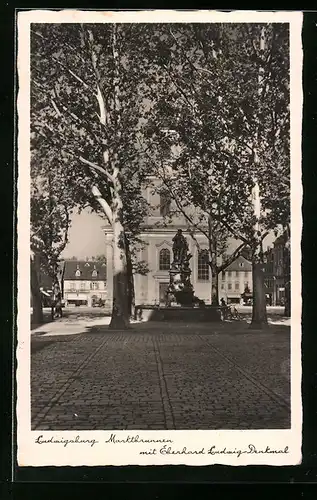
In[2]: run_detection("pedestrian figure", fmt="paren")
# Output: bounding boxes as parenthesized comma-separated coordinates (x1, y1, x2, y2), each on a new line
(50, 295, 56, 321)
(232, 306, 239, 319)
(138, 307, 143, 321)
(55, 291, 63, 318)
(220, 297, 229, 320)
(51, 282, 63, 319)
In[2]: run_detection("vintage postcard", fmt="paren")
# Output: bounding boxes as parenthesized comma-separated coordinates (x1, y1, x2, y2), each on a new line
(17, 9, 302, 467)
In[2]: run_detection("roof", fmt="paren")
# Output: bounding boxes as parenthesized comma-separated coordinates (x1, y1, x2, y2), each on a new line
(63, 260, 107, 281)
(223, 255, 252, 272)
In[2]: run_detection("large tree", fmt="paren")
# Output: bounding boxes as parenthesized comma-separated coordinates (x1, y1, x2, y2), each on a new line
(31, 144, 74, 323)
(141, 23, 290, 327)
(31, 23, 153, 328)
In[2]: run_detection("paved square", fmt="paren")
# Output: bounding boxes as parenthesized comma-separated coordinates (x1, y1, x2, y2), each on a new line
(31, 320, 290, 430)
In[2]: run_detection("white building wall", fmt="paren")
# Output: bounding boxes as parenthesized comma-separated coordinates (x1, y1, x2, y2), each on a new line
(64, 279, 108, 307)
(101, 180, 253, 308)
(219, 270, 252, 303)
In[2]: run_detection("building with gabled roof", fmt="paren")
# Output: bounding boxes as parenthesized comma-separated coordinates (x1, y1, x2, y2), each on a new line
(219, 255, 253, 304)
(63, 260, 108, 307)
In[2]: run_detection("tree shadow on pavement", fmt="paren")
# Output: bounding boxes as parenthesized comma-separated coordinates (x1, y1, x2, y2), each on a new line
(31, 335, 78, 354)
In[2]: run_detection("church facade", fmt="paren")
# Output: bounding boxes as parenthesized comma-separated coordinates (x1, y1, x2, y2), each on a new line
(102, 179, 252, 308)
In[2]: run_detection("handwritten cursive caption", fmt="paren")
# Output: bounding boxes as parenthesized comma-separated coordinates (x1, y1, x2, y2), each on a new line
(140, 444, 289, 457)
(34, 433, 289, 458)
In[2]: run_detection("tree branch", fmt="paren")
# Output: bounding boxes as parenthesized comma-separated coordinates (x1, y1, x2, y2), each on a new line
(85, 27, 109, 128)
(55, 206, 70, 255)
(79, 156, 115, 184)
(31, 205, 57, 236)
(52, 55, 91, 90)
(218, 241, 247, 273)
(91, 185, 113, 224)
(33, 80, 102, 146)
(31, 29, 87, 65)
(163, 63, 200, 119)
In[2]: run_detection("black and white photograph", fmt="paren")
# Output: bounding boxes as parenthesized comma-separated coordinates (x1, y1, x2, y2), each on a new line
(17, 10, 302, 466)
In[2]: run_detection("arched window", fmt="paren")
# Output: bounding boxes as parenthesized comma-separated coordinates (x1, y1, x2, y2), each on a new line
(159, 248, 171, 270)
(198, 250, 209, 281)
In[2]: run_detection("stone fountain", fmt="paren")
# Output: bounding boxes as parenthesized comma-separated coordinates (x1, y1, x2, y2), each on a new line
(166, 229, 195, 306)
(135, 229, 222, 322)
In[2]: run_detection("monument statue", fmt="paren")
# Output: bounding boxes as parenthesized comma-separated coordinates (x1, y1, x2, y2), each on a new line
(172, 229, 189, 264)
(167, 229, 195, 306)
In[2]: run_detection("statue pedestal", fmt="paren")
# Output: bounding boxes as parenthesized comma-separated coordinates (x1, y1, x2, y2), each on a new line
(167, 229, 206, 308)
(134, 305, 222, 322)
(168, 262, 195, 307)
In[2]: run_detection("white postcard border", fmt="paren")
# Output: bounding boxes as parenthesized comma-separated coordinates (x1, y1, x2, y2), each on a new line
(17, 9, 303, 467)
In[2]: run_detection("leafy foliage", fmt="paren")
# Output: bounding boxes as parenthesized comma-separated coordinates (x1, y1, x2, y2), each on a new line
(30, 23, 157, 326)
(30, 23, 290, 323)
(30, 23, 152, 220)
(141, 23, 290, 250)
(31, 145, 75, 282)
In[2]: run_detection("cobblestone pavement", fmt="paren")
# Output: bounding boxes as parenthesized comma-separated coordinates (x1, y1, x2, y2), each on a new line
(31, 320, 290, 430)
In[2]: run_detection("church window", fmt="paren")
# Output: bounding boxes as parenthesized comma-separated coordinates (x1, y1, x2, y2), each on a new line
(198, 250, 209, 281)
(159, 248, 171, 270)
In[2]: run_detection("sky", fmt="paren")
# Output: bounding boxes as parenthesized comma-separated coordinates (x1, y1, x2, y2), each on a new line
(62, 209, 107, 260)
(62, 208, 275, 261)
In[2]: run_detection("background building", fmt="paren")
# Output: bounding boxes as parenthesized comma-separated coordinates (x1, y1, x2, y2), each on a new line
(61, 180, 259, 309)
(263, 231, 290, 306)
(98, 179, 256, 308)
(103, 178, 213, 307)
(219, 255, 253, 304)
(264, 246, 275, 305)
(63, 260, 108, 307)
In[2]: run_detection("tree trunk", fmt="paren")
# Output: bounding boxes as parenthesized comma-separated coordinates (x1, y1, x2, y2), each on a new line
(250, 176, 267, 329)
(30, 255, 43, 325)
(211, 269, 219, 305)
(283, 231, 291, 317)
(128, 274, 135, 319)
(251, 259, 268, 329)
(52, 272, 63, 320)
(125, 240, 135, 319)
(284, 281, 291, 317)
(109, 209, 129, 330)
